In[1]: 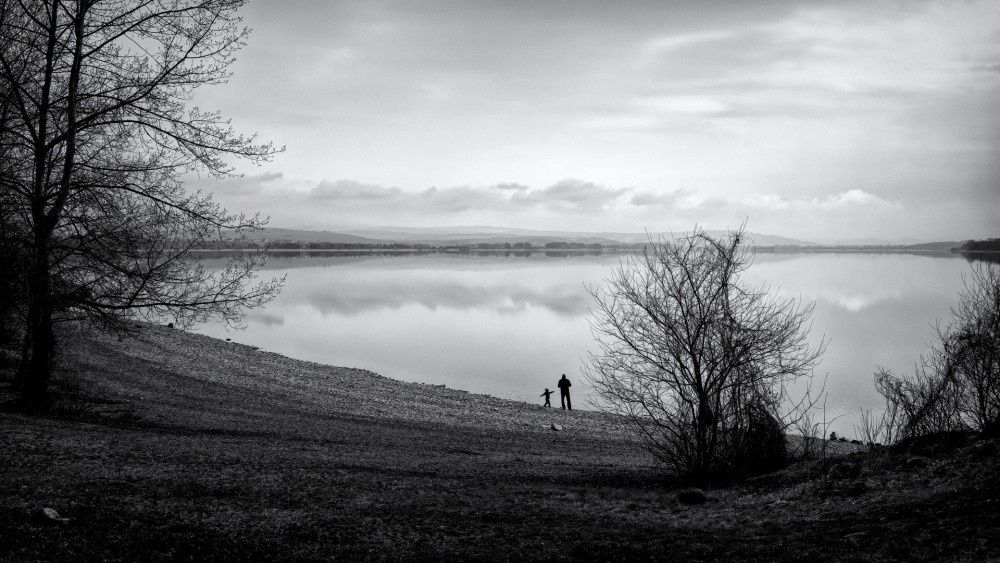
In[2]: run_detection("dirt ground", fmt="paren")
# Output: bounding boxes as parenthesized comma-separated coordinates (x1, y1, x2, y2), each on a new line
(2, 325, 999, 562)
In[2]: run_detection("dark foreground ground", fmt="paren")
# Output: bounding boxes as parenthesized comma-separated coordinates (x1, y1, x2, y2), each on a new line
(2, 325, 999, 562)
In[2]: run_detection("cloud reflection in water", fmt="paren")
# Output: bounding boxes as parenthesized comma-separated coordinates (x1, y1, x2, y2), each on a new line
(270, 254, 601, 317)
(198, 252, 974, 436)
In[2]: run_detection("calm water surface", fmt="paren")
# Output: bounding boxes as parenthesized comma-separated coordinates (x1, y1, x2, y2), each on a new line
(195, 251, 977, 435)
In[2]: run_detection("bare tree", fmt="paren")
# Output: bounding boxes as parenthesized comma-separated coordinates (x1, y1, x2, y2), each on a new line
(876, 261, 1000, 438)
(0, 0, 283, 406)
(874, 355, 964, 438)
(951, 262, 1000, 433)
(0, 13, 31, 366)
(585, 226, 825, 481)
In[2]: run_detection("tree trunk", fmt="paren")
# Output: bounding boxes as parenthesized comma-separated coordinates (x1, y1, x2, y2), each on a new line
(20, 301, 54, 408)
(18, 233, 54, 408)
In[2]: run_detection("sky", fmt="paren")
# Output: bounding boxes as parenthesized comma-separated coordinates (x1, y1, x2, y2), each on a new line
(190, 0, 1000, 243)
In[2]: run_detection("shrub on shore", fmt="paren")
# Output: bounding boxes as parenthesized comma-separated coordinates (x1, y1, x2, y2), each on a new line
(875, 261, 1000, 440)
(585, 226, 824, 483)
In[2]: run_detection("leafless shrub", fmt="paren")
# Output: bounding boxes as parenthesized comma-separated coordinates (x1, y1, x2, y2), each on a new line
(950, 263, 1000, 433)
(854, 404, 902, 450)
(585, 226, 825, 482)
(875, 262, 1000, 440)
(792, 404, 833, 461)
(853, 406, 902, 471)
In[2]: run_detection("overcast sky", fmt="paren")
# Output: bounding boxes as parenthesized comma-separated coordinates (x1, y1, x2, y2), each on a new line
(191, 0, 1000, 243)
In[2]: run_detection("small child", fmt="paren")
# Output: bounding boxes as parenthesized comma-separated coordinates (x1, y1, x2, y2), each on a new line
(540, 388, 554, 407)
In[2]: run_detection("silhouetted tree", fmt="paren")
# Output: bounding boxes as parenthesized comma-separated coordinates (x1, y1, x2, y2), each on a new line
(0, 33, 27, 369)
(0, 191, 22, 369)
(0, 0, 282, 406)
(585, 226, 824, 481)
(876, 262, 1000, 437)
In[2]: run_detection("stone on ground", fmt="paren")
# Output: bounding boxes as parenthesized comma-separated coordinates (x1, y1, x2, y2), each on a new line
(30, 507, 69, 526)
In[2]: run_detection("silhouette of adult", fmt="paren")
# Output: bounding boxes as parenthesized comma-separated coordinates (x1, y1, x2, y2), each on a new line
(557, 374, 572, 410)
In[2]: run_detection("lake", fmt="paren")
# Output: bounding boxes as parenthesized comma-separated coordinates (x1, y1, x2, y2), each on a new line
(194, 250, 981, 436)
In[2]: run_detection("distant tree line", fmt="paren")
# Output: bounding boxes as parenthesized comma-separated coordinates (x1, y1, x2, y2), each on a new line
(961, 239, 1000, 252)
(239, 240, 633, 252)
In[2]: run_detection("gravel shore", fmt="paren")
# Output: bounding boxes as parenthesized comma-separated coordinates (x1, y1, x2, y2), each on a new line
(116, 324, 630, 437)
(3, 324, 998, 562)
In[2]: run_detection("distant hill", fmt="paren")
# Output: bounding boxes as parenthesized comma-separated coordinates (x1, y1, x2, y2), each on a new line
(826, 237, 923, 246)
(334, 226, 818, 247)
(245, 228, 379, 245)
(242, 226, 969, 252)
(773, 241, 964, 252)
(901, 241, 963, 252)
(598, 231, 817, 247)
(336, 226, 613, 244)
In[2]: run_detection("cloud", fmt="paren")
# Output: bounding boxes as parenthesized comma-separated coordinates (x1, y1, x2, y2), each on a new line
(624, 188, 896, 215)
(203, 169, 934, 241)
(491, 183, 530, 192)
(210, 172, 284, 196)
(644, 29, 737, 54)
(636, 96, 731, 116)
(736, 189, 899, 211)
(819, 189, 892, 208)
(310, 179, 402, 201)
(574, 114, 666, 131)
(417, 186, 499, 212)
(629, 188, 693, 208)
(511, 179, 629, 211)
(972, 62, 1000, 74)
(300, 178, 633, 215)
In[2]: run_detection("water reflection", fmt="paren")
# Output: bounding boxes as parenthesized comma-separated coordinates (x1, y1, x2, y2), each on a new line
(290, 279, 592, 317)
(963, 252, 1000, 265)
(245, 253, 604, 318)
(196, 251, 975, 436)
(813, 289, 903, 312)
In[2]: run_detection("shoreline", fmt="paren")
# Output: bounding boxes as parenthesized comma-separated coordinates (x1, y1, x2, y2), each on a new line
(3, 324, 998, 561)
(113, 324, 634, 441)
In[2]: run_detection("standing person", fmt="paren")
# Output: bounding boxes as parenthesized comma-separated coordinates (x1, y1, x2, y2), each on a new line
(557, 374, 572, 410)
(540, 388, 554, 407)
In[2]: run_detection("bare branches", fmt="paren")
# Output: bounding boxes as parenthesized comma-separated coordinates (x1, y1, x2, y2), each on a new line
(875, 261, 1000, 439)
(585, 226, 824, 481)
(0, 0, 281, 405)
